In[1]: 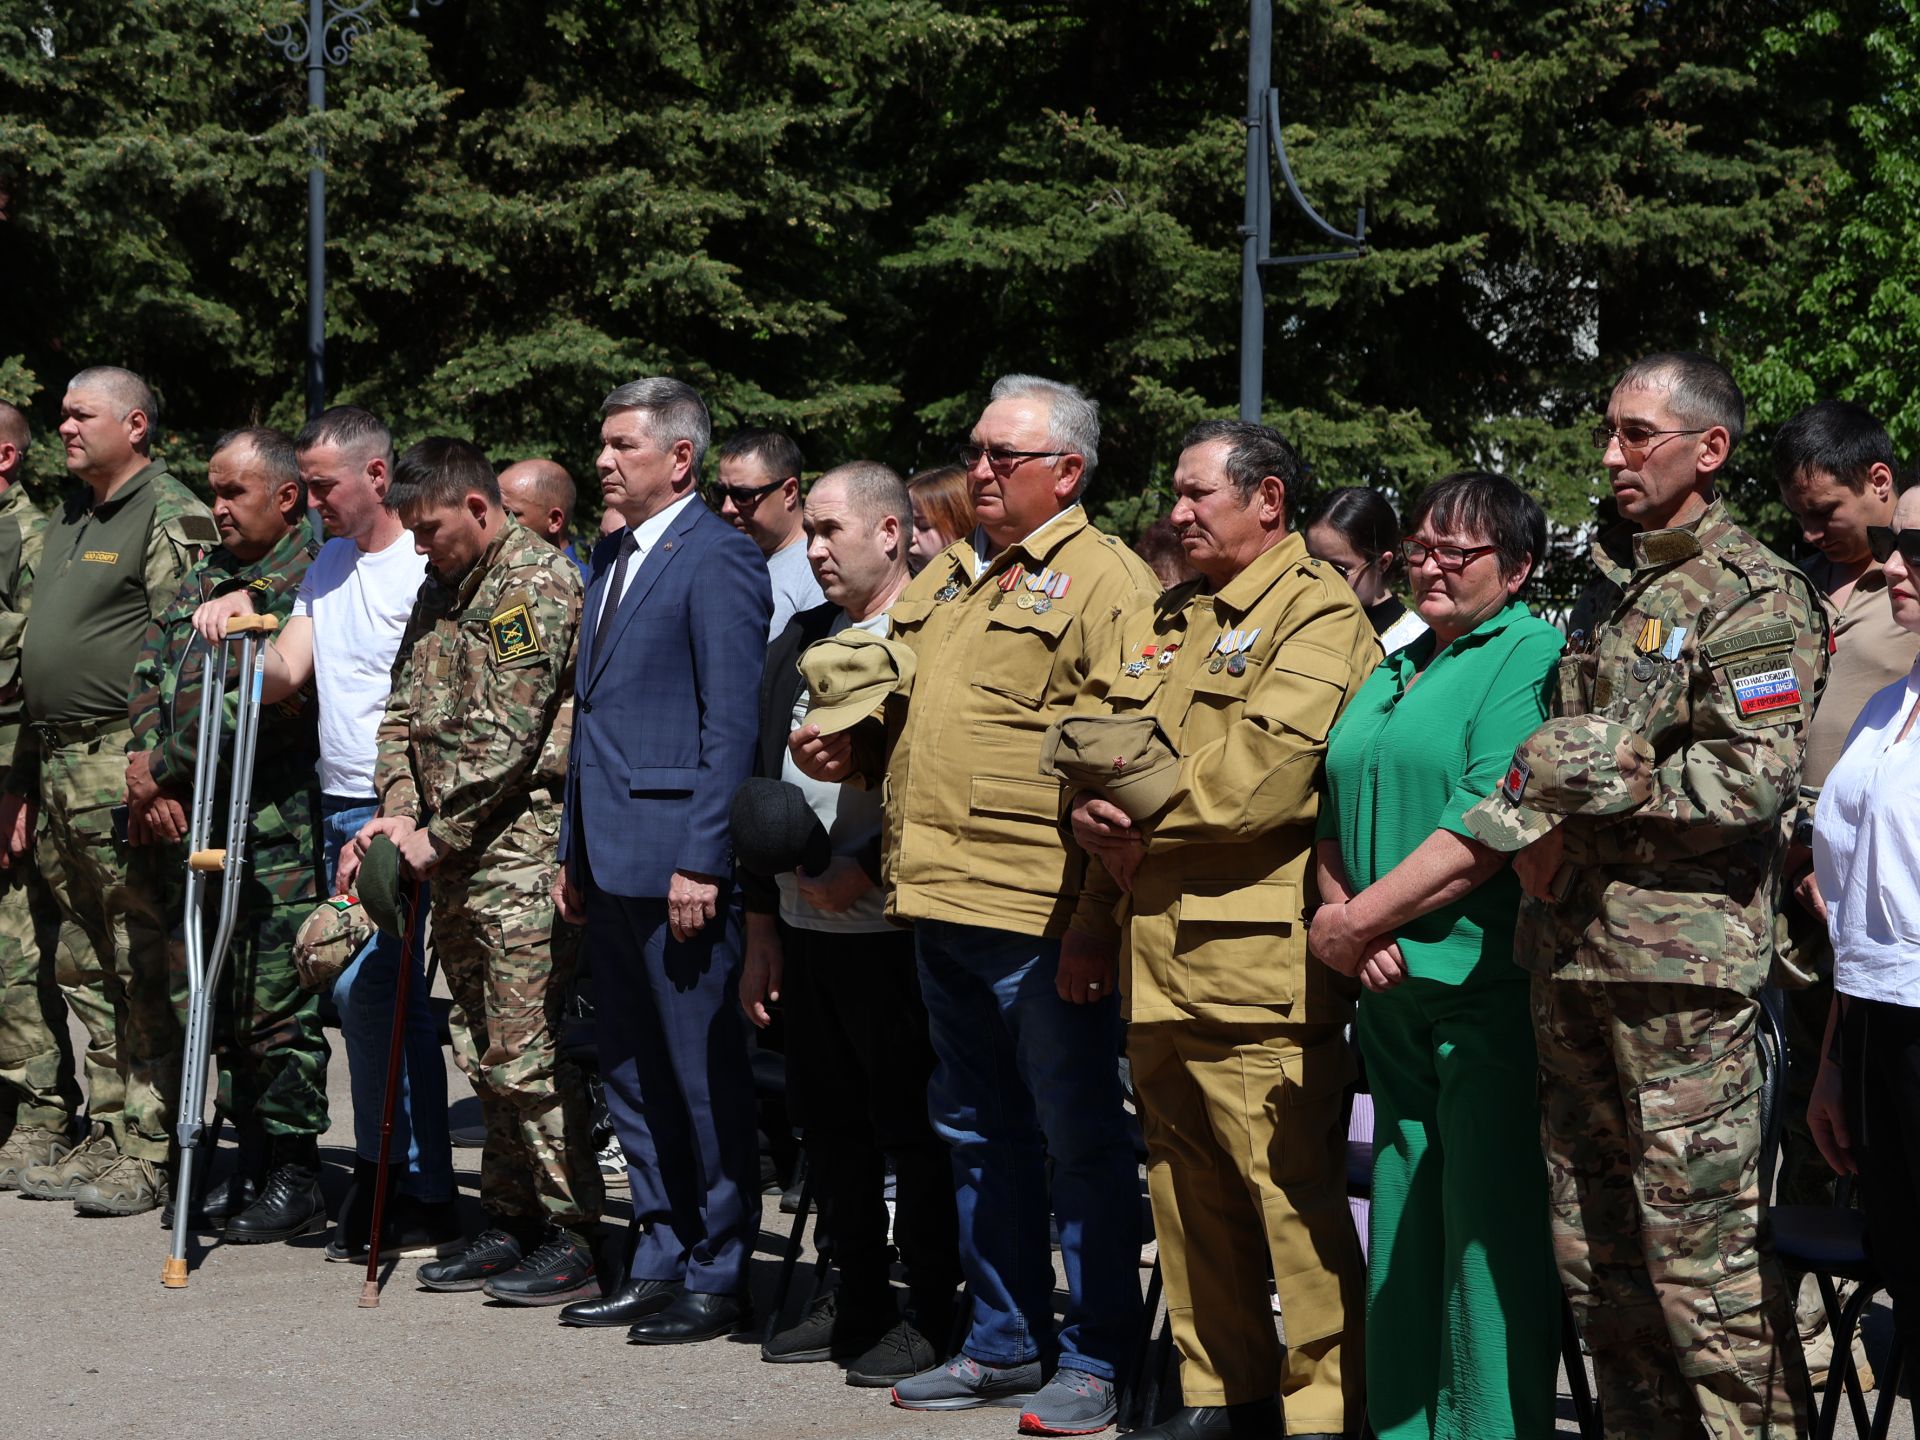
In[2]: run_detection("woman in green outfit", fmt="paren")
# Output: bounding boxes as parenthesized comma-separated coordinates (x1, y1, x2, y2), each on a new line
(1308, 471, 1565, 1440)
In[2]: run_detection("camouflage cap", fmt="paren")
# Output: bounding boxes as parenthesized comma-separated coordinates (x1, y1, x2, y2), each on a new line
(293, 896, 372, 993)
(1461, 716, 1658, 853)
(1040, 713, 1181, 823)
(798, 629, 917, 735)
(356, 834, 411, 936)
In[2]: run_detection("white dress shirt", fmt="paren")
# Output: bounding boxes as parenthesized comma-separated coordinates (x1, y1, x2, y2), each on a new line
(1813, 657, 1920, 1006)
(597, 492, 697, 633)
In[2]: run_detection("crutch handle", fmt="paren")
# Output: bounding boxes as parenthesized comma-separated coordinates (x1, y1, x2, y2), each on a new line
(225, 613, 279, 635)
(187, 849, 227, 872)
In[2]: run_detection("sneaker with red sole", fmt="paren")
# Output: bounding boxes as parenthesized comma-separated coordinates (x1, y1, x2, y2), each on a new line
(1019, 1367, 1117, 1436)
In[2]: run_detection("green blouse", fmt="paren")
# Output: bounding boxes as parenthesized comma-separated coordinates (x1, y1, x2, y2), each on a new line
(1318, 599, 1564, 986)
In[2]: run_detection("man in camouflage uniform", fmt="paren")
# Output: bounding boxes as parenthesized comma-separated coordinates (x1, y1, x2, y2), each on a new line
(1464, 352, 1825, 1438)
(339, 436, 602, 1305)
(0, 367, 217, 1216)
(125, 426, 329, 1241)
(0, 399, 79, 1185)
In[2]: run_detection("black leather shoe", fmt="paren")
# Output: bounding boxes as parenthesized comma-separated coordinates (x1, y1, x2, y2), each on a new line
(483, 1231, 599, 1307)
(559, 1277, 680, 1328)
(627, 1289, 752, 1345)
(227, 1136, 327, 1244)
(417, 1227, 526, 1292)
(1129, 1400, 1285, 1439)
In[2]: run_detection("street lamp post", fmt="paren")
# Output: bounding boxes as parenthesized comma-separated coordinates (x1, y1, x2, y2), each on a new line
(267, 0, 442, 420)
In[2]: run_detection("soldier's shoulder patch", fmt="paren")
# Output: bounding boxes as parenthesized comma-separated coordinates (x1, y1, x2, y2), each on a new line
(1725, 650, 1803, 724)
(488, 602, 542, 664)
(171, 512, 221, 546)
(1702, 621, 1796, 662)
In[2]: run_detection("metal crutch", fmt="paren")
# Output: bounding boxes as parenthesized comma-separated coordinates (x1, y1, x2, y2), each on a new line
(162, 612, 280, 1290)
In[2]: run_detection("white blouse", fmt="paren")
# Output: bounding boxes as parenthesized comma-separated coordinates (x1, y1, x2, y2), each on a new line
(1814, 660, 1920, 1006)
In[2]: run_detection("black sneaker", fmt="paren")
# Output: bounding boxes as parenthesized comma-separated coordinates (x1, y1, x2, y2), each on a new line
(762, 1287, 898, 1364)
(846, 1318, 942, 1387)
(417, 1227, 525, 1292)
(482, 1231, 599, 1307)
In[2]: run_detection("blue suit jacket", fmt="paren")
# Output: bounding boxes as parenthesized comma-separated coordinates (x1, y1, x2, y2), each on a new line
(559, 499, 772, 898)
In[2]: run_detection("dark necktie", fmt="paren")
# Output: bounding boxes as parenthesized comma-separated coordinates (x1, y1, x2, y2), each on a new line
(593, 530, 639, 664)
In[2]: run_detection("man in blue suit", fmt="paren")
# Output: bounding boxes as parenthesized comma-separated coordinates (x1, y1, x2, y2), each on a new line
(550, 377, 772, 1344)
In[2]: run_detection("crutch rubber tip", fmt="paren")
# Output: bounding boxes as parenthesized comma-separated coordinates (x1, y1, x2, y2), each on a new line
(162, 1257, 189, 1288)
(358, 1280, 381, 1308)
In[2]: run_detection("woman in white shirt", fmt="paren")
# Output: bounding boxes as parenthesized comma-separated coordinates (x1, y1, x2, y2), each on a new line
(1808, 481, 1920, 1370)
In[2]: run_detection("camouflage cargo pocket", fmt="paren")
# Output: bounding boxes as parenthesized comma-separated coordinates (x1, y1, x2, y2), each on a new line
(1633, 1037, 1761, 1210)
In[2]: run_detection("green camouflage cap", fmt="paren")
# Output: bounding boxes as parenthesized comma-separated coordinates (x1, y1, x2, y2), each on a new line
(798, 629, 917, 734)
(1462, 716, 1657, 853)
(1040, 713, 1181, 823)
(293, 896, 372, 993)
(356, 834, 411, 936)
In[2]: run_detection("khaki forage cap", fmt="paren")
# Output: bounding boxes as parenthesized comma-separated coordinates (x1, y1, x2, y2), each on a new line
(1040, 714, 1181, 823)
(798, 630, 917, 734)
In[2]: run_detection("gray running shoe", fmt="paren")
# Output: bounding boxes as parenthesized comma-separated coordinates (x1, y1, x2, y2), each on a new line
(890, 1353, 1042, 1411)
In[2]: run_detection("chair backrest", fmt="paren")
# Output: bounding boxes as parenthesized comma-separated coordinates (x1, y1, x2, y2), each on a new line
(1756, 985, 1790, 1203)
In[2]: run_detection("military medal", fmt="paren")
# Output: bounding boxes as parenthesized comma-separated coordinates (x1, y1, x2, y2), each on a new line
(1158, 644, 1179, 667)
(1124, 644, 1159, 678)
(1632, 654, 1656, 682)
(1208, 655, 1226, 673)
(987, 592, 1004, 610)
(1016, 592, 1035, 609)
(1033, 597, 1051, 613)
(934, 582, 960, 603)
(1207, 627, 1261, 676)
(1227, 653, 1247, 676)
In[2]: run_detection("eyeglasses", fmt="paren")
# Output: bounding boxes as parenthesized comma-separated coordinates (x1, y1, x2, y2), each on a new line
(1590, 422, 1708, 463)
(956, 443, 1067, 474)
(1867, 526, 1920, 568)
(1402, 540, 1497, 572)
(711, 477, 789, 509)
(1316, 555, 1373, 581)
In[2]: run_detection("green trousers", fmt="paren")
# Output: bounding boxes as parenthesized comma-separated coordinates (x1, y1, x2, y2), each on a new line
(1357, 975, 1560, 1440)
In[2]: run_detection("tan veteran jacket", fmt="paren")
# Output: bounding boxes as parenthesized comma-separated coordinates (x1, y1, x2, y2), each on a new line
(1503, 499, 1828, 996)
(866, 505, 1160, 935)
(1069, 532, 1379, 1026)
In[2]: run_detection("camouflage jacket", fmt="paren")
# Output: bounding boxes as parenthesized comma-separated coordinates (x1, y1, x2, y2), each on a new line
(128, 522, 324, 895)
(1510, 498, 1829, 995)
(0, 481, 49, 761)
(375, 517, 580, 857)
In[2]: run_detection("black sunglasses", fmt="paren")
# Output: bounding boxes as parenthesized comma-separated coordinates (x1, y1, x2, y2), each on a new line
(711, 477, 789, 508)
(1868, 526, 1920, 567)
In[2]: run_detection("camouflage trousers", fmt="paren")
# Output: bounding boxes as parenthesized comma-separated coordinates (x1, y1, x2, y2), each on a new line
(0, 859, 80, 1134)
(434, 796, 600, 1232)
(35, 734, 178, 1162)
(125, 848, 331, 1139)
(1532, 975, 1810, 1439)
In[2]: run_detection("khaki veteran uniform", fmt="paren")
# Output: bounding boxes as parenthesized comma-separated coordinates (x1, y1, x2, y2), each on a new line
(374, 516, 601, 1235)
(851, 504, 1159, 1389)
(1466, 498, 1828, 1439)
(7, 459, 215, 1204)
(1069, 532, 1377, 1431)
(0, 479, 78, 1176)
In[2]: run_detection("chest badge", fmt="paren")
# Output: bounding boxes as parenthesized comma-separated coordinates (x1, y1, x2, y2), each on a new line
(934, 581, 961, 603)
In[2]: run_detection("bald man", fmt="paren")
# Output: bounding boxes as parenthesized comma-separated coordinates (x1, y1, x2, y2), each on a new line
(0, 401, 79, 1187)
(499, 459, 586, 577)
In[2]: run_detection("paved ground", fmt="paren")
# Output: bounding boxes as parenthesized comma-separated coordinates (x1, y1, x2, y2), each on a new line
(4, 1021, 1910, 1438)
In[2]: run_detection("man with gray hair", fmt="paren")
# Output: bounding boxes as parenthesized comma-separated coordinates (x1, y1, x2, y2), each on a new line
(550, 377, 772, 1343)
(791, 374, 1158, 1433)
(3, 367, 218, 1216)
(0, 399, 80, 1188)
(741, 461, 960, 1383)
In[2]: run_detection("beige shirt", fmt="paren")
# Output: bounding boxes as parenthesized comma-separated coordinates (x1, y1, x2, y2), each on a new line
(1801, 555, 1920, 788)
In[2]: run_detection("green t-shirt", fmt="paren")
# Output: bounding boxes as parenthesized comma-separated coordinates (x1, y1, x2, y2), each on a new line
(1318, 599, 1563, 986)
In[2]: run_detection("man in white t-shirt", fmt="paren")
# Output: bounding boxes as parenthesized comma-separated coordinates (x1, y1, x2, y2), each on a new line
(738, 462, 958, 1384)
(193, 406, 456, 1260)
(713, 428, 823, 640)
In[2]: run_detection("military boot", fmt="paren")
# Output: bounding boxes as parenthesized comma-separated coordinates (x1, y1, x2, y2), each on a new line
(18, 1125, 119, 1200)
(73, 1152, 170, 1216)
(0, 1126, 68, 1191)
(227, 1134, 327, 1244)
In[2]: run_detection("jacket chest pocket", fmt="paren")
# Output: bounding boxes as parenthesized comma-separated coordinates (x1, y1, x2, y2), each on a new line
(1105, 665, 1165, 712)
(888, 598, 936, 642)
(972, 605, 1072, 709)
(1182, 660, 1257, 723)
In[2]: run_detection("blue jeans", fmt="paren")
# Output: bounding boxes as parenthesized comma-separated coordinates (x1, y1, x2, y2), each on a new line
(320, 797, 452, 1203)
(915, 919, 1141, 1380)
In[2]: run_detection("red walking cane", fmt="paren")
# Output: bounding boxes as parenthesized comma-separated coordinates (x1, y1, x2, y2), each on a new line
(360, 876, 427, 1309)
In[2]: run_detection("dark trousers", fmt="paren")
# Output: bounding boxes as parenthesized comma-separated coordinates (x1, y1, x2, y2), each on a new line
(586, 887, 757, 1295)
(1841, 995, 1920, 1365)
(781, 920, 959, 1319)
